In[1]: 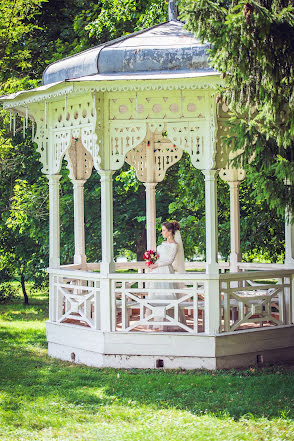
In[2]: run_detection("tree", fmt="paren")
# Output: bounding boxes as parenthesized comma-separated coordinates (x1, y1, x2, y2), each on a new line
(0, 135, 48, 303)
(182, 0, 294, 215)
(0, 0, 286, 284)
(84, 0, 168, 43)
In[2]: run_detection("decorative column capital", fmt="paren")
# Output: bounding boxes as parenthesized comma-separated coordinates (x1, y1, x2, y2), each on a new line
(143, 182, 157, 190)
(203, 169, 218, 181)
(71, 179, 86, 188)
(219, 168, 246, 183)
(98, 170, 114, 182)
(47, 174, 61, 184)
(228, 180, 241, 189)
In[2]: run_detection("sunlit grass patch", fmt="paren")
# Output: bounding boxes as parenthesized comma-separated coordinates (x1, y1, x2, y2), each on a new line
(0, 295, 294, 440)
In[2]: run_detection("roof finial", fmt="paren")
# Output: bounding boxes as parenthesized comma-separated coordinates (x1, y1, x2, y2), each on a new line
(168, 0, 178, 21)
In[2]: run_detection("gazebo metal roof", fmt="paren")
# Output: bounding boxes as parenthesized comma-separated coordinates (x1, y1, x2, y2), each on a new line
(43, 21, 214, 86)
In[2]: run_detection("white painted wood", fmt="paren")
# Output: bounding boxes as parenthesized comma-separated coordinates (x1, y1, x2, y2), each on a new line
(219, 270, 293, 331)
(72, 179, 87, 268)
(46, 322, 216, 357)
(104, 332, 216, 357)
(48, 174, 61, 268)
(229, 181, 241, 272)
(99, 170, 115, 274)
(46, 321, 294, 370)
(203, 169, 218, 274)
(238, 262, 291, 270)
(94, 280, 101, 330)
(125, 131, 183, 183)
(216, 348, 294, 369)
(48, 273, 55, 321)
(204, 278, 220, 334)
(100, 278, 112, 332)
(59, 260, 232, 272)
(221, 269, 294, 280)
(48, 341, 217, 370)
(215, 325, 294, 356)
(285, 207, 294, 266)
(144, 182, 157, 250)
(113, 278, 204, 333)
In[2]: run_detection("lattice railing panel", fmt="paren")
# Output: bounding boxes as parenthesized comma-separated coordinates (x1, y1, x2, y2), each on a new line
(112, 280, 205, 333)
(220, 273, 292, 332)
(52, 275, 100, 329)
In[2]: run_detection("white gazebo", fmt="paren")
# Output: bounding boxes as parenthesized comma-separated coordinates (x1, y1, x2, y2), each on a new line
(2, 5, 294, 369)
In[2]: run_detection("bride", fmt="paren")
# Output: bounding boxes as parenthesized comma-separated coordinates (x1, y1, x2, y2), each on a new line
(147, 220, 186, 328)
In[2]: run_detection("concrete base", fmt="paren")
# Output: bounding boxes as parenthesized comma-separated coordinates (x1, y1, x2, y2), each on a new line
(46, 322, 294, 370)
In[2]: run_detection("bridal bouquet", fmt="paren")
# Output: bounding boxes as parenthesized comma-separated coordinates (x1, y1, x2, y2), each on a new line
(143, 250, 159, 266)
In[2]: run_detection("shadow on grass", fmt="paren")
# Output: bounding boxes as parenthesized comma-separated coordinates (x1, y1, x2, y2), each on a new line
(0, 325, 293, 423)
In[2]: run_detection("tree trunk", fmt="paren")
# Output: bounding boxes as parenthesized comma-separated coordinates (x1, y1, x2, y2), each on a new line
(136, 229, 147, 261)
(20, 274, 29, 305)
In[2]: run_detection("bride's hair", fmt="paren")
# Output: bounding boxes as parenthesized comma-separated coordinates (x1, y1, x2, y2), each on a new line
(162, 220, 180, 236)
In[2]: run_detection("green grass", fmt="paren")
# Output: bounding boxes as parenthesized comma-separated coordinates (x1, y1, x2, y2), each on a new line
(0, 291, 294, 440)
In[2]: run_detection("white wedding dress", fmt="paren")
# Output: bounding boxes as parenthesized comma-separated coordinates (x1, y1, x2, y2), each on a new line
(147, 240, 186, 328)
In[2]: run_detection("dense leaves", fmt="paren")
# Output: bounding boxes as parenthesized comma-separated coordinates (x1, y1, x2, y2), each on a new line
(182, 0, 294, 214)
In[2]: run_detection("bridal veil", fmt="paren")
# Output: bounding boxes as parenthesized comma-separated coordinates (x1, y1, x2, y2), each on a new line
(173, 229, 185, 273)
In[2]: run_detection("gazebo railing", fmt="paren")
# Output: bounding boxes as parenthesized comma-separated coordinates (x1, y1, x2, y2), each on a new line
(48, 267, 294, 334)
(219, 270, 294, 332)
(49, 271, 101, 329)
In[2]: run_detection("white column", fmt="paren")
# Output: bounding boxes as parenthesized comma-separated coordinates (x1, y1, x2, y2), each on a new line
(285, 207, 294, 266)
(203, 170, 220, 334)
(229, 181, 241, 272)
(144, 182, 157, 250)
(203, 170, 218, 274)
(99, 170, 114, 274)
(72, 179, 87, 268)
(48, 174, 61, 268)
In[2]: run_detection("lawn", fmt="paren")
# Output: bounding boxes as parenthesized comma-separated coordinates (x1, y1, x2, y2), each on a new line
(0, 290, 294, 440)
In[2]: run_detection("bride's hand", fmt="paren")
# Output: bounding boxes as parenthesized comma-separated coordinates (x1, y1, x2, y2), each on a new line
(149, 263, 158, 269)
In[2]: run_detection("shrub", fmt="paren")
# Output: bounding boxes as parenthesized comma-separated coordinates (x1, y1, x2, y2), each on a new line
(0, 282, 19, 303)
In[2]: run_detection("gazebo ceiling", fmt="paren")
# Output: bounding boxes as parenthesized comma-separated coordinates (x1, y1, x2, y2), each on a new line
(43, 20, 214, 86)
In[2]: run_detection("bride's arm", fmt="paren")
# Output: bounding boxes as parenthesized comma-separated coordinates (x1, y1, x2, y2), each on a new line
(151, 244, 177, 268)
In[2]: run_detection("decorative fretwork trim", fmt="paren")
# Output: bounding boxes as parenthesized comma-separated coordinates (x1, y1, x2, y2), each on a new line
(2, 78, 222, 109)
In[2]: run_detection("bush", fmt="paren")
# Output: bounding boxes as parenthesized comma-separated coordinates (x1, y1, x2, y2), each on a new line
(0, 282, 19, 303)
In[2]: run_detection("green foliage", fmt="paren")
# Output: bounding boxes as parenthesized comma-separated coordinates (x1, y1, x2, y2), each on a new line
(0, 0, 45, 81)
(182, 0, 294, 214)
(0, 133, 48, 289)
(0, 282, 18, 303)
(0, 0, 287, 278)
(85, 0, 168, 42)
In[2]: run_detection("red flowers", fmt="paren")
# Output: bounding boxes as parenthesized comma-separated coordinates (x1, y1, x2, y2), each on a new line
(143, 250, 159, 266)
